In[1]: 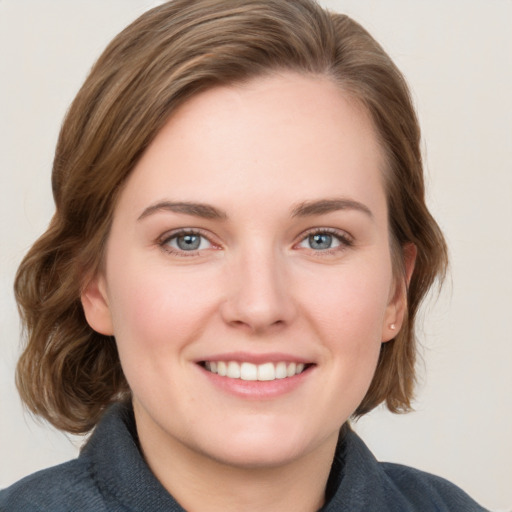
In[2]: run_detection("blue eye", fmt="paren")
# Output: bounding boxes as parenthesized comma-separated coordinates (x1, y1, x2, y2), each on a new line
(163, 232, 212, 252)
(308, 233, 337, 250)
(298, 230, 349, 252)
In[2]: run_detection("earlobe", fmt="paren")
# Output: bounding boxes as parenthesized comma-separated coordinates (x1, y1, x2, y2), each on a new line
(81, 273, 114, 335)
(382, 243, 417, 342)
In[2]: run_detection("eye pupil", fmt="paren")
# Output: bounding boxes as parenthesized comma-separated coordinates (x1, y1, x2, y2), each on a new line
(177, 234, 201, 250)
(309, 233, 332, 250)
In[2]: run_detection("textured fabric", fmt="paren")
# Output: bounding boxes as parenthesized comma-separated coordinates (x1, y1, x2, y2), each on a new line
(0, 403, 489, 511)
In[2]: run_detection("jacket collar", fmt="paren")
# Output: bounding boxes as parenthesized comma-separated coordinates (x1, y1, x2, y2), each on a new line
(81, 402, 391, 512)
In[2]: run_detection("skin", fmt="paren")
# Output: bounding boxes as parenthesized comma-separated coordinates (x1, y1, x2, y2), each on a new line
(82, 72, 412, 512)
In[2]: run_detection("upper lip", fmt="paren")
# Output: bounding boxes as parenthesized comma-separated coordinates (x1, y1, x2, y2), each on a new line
(195, 351, 314, 365)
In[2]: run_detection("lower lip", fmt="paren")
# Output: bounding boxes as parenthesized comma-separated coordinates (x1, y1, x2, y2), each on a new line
(197, 365, 313, 399)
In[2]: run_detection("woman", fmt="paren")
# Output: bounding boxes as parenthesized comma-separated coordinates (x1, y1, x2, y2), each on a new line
(0, 0, 488, 510)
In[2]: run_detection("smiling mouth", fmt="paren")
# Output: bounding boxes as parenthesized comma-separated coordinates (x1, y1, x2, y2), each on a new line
(201, 361, 312, 381)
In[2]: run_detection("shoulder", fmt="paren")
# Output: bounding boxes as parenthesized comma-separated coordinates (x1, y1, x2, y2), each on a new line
(379, 462, 489, 511)
(0, 458, 107, 512)
(332, 427, 489, 511)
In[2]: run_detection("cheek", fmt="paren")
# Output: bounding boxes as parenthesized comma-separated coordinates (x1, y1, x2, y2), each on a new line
(299, 262, 392, 341)
(106, 260, 219, 356)
(305, 270, 390, 406)
(296, 260, 392, 401)
(105, 264, 221, 404)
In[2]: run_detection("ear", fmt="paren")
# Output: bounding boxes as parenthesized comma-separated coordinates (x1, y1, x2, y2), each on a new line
(382, 243, 417, 342)
(81, 273, 114, 335)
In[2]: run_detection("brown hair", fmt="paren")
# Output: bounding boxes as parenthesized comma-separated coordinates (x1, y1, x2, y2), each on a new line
(15, 0, 447, 434)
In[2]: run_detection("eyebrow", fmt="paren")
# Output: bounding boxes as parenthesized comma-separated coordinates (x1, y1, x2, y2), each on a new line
(137, 201, 228, 221)
(137, 197, 373, 222)
(291, 198, 373, 218)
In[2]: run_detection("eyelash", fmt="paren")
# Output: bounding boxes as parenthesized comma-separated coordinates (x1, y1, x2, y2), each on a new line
(157, 227, 354, 257)
(158, 229, 218, 257)
(295, 227, 354, 256)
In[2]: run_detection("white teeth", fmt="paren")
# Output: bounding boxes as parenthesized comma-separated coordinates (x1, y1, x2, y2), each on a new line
(227, 361, 241, 379)
(217, 361, 227, 377)
(204, 360, 308, 381)
(275, 362, 287, 379)
(240, 362, 258, 381)
(257, 362, 275, 381)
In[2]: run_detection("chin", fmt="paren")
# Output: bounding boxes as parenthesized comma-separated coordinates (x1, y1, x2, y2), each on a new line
(206, 442, 306, 470)
(198, 421, 334, 470)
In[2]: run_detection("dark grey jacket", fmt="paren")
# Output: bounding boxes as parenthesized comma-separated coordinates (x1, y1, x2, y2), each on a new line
(0, 403, 488, 511)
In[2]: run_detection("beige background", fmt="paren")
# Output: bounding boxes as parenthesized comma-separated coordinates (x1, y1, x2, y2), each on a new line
(1, 1, 511, 510)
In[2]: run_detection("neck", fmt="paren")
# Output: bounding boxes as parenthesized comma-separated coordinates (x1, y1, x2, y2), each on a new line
(135, 411, 338, 512)
(164, 449, 334, 512)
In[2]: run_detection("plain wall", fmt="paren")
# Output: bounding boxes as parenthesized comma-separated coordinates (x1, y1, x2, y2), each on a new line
(1, 1, 511, 510)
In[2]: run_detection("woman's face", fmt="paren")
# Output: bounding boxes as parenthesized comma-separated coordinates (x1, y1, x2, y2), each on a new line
(83, 72, 405, 469)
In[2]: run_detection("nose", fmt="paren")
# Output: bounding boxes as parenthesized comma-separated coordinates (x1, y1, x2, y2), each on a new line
(220, 246, 297, 335)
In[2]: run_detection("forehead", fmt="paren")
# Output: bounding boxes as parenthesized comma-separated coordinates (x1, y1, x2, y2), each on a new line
(117, 72, 387, 220)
